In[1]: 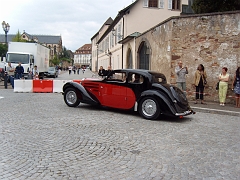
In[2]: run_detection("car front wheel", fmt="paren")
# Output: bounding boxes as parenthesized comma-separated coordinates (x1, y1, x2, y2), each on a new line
(64, 88, 80, 107)
(138, 96, 160, 120)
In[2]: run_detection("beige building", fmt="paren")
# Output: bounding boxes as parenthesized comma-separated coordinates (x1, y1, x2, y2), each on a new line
(91, 0, 189, 71)
(74, 44, 92, 67)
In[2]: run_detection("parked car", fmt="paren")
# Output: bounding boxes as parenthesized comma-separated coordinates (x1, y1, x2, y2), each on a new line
(62, 69, 195, 120)
(47, 67, 58, 78)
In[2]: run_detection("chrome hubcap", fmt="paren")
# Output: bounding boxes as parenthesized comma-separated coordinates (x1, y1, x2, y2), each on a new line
(66, 91, 77, 105)
(142, 99, 157, 117)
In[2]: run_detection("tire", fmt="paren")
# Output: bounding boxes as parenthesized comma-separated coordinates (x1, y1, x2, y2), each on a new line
(64, 88, 81, 107)
(138, 96, 160, 120)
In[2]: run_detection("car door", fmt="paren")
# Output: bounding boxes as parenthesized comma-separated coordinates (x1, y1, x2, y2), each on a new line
(99, 72, 128, 109)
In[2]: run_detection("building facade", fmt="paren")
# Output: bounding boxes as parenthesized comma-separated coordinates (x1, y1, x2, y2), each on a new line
(91, 0, 189, 71)
(74, 44, 92, 67)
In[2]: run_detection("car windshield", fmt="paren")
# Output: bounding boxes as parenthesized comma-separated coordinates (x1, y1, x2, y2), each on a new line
(49, 67, 55, 71)
(149, 72, 167, 83)
(7, 53, 29, 64)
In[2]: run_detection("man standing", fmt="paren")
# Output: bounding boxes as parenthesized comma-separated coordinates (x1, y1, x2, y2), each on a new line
(6, 62, 15, 88)
(15, 62, 24, 79)
(175, 61, 188, 93)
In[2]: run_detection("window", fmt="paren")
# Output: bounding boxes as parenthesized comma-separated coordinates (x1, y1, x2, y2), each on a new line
(169, 0, 181, 10)
(129, 74, 144, 84)
(149, 0, 158, 7)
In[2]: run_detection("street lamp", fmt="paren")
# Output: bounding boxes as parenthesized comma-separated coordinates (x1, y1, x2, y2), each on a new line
(2, 21, 10, 44)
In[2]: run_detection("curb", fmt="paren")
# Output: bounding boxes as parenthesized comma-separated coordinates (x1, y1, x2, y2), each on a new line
(191, 106, 240, 117)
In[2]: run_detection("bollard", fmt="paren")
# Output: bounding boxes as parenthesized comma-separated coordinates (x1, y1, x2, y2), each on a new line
(4, 72, 8, 89)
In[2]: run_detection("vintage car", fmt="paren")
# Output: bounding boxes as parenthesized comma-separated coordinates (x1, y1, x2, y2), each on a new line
(62, 69, 195, 120)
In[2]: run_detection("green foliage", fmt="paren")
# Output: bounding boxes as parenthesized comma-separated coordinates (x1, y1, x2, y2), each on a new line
(50, 55, 61, 65)
(192, 0, 240, 14)
(0, 44, 8, 57)
(12, 30, 27, 42)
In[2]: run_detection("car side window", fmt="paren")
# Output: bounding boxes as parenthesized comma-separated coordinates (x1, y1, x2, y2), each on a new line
(129, 73, 144, 84)
(107, 72, 126, 82)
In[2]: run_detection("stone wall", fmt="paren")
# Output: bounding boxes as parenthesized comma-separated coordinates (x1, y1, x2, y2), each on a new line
(135, 11, 240, 103)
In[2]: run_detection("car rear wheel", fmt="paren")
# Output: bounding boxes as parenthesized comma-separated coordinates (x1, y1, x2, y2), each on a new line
(64, 88, 80, 107)
(138, 96, 160, 120)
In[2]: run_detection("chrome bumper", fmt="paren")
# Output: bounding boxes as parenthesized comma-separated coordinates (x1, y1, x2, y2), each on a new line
(175, 110, 194, 116)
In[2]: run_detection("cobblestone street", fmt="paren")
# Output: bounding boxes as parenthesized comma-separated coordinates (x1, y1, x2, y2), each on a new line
(0, 71, 239, 179)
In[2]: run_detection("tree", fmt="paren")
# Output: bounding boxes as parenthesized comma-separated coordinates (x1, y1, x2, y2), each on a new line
(192, 0, 240, 14)
(50, 55, 61, 66)
(0, 44, 8, 57)
(12, 30, 27, 42)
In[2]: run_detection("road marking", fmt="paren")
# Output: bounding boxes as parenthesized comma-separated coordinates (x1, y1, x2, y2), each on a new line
(192, 106, 240, 115)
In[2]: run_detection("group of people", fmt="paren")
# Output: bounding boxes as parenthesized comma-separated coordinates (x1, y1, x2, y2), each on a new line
(6, 62, 25, 88)
(68, 66, 86, 75)
(175, 61, 240, 108)
(98, 66, 113, 77)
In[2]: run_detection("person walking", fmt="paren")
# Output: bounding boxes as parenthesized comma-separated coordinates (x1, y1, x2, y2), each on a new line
(194, 64, 207, 104)
(68, 66, 72, 75)
(175, 60, 188, 94)
(6, 62, 15, 88)
(218, 67, 229, 106)
(231, 67, 240, 108)
(15, 62, 24, 79)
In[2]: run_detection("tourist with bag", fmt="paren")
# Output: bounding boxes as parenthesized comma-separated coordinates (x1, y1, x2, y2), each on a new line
(232, 67, 240, 108)
(194, 64, 207, 104)
(218, 67, 229, 106)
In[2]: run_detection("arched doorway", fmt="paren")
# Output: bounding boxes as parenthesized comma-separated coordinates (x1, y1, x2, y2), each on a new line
(138, 41, 150, 70)
(126, 48, 133, 69)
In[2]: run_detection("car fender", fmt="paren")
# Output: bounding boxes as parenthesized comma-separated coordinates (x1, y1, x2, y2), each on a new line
(63, 82, 98, 105)
(139, 90, 177, 115)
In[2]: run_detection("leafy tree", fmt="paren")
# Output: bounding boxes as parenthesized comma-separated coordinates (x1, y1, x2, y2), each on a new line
(12, 30, 27, 42)
(50, 55, 61, 66)
(0, 44, 8, 57)
(192, 0, 240, 14)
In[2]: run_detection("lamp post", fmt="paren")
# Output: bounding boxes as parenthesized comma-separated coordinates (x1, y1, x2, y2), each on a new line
(2, 21, 10, 44)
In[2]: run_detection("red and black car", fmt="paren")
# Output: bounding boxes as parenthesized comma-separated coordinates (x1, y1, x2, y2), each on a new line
(62, 69, 194, 120)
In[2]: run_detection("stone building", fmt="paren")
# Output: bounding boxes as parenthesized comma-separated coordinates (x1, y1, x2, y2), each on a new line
(74, 44, 92, 68)
(0, 31, 62, 60)
(134, 11, 240, 103)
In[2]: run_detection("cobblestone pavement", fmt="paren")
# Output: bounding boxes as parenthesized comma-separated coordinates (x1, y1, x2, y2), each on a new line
(0, 87, 239, 180)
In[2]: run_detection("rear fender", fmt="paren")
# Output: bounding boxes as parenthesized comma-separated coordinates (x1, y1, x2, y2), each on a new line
(63, 82, 98, 105)
(139, 90, 177, 115)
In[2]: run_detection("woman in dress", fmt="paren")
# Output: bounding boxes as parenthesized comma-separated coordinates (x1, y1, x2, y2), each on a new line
(232, 67, 240, 108)
(194, 64, 207, 104)
(218, 67, 229, 106)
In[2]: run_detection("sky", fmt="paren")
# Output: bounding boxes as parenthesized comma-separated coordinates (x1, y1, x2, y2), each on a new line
(0, 0, 135, 51)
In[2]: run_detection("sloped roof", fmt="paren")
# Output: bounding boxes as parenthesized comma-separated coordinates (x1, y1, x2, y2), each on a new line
(97, 0, 139, 44)
(91, 17, 113, 41)
(75, 44, 92, 54)
(0, 34, 16, 43)
(0, 32, 61, 44)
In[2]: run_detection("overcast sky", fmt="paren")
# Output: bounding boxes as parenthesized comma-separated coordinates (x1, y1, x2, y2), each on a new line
(0, 0, 134, 51)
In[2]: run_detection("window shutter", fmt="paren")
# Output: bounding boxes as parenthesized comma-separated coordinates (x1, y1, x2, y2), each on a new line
(159, 0, 164, 8)
(143, 0, 148, 7)
(168, 0, 172, 9)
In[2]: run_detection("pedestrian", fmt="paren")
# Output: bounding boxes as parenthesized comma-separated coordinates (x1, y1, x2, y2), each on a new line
(98, 66, 106, 77)
(73, 66, 76, 74)
(231, 67, 240, 108)
(218, 67, 229, 106)
(6, 62, 15, 88)
(77, 67, 80, 74)
(32, 65, 39, 79)
(15, 62, 24, 79)
(175, 60, 188, 94)
(82, 66, 85, 74)
(194, 64, 207, 104)
(68, 66, 72, 75)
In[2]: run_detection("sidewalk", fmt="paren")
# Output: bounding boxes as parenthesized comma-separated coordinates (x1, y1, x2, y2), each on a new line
(1, 70, 239, 117)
